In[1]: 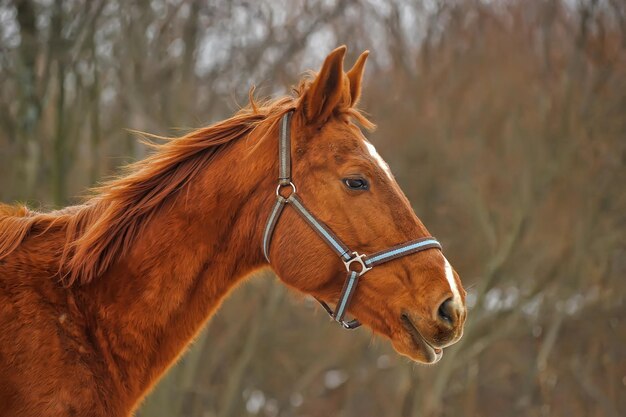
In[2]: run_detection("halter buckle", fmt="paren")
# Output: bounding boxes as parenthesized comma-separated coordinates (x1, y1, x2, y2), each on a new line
(344, 252, 372, 277)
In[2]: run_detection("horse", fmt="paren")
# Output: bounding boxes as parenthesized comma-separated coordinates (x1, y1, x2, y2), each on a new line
(0, 46, 466, 417)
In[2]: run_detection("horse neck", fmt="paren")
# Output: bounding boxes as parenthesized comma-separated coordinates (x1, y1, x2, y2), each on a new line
(80, 129, 276, 405)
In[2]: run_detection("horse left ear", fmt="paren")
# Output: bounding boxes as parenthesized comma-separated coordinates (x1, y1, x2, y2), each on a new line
(346, 50, 369, 107)
(301, 46, 347, 123)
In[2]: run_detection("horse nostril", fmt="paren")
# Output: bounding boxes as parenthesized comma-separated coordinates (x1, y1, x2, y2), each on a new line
(437, 298, 459, 326)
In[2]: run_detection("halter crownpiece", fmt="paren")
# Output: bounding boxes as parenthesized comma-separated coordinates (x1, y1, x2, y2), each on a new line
(263, 111, 443, 329)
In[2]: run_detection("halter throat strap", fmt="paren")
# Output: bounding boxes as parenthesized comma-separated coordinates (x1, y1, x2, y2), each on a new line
(263, 111, 442, 329)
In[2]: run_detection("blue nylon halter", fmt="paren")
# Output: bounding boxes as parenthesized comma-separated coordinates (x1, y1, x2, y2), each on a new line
(263, 111, 442, 329)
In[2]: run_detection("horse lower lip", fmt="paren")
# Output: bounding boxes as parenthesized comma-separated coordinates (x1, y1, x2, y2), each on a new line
(401, 314, 442, 360)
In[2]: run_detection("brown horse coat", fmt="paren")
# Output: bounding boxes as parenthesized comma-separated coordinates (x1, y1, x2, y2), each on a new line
(0, 47, 465, 416)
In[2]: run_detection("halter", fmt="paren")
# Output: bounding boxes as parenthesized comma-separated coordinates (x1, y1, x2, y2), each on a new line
(263, 111, 442, 329)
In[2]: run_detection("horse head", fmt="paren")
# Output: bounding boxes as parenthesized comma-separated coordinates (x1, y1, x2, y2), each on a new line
(265, 46, 466, 364)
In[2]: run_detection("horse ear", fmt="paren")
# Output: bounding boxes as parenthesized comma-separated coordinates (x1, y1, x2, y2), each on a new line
(346, 50, 369, 107)
(302, 45, 347, 122)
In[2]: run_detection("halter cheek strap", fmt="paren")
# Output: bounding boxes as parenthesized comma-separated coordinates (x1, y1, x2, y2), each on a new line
(263, 111, 442, 330)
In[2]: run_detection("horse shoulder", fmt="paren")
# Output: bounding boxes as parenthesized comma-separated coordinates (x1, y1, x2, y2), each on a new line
(0, 248, 123, 416)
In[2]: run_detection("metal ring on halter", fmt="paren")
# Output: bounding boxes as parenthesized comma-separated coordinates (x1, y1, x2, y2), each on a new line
(276, 182, 296, 198)
(344, 252, 372, 277)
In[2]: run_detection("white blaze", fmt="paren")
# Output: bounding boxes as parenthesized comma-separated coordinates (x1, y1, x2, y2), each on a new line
(443, 256, 462, 303)
(364, 140, 393, 179)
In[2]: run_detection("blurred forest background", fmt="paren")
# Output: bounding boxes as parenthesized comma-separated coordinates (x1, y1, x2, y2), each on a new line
(1, 0, 625, 416)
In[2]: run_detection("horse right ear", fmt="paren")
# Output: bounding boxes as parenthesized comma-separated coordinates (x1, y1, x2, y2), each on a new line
(300, 46, 347, 123)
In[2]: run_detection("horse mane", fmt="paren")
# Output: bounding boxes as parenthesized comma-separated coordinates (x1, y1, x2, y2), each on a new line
(0, 80, 373, 286)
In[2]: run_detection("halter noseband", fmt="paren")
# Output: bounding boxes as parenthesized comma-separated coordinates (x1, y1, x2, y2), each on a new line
(263, 111, 442, 329)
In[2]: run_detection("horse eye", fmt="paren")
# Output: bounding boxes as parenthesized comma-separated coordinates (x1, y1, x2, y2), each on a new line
(343, 177, 369, 190)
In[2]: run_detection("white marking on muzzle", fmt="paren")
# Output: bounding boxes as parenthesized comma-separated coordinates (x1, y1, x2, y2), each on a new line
(364, 140, 393, 179)
(443, 256, 461, 303)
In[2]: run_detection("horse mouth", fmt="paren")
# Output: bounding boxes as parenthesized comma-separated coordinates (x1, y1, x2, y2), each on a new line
(401, 313, 443, 364)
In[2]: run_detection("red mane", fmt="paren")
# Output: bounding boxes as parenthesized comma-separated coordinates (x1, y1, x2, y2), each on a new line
(0, 97, 293, 285)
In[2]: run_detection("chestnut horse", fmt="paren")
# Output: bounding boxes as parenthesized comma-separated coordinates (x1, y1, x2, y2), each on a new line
(0, 47, 466, 416)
